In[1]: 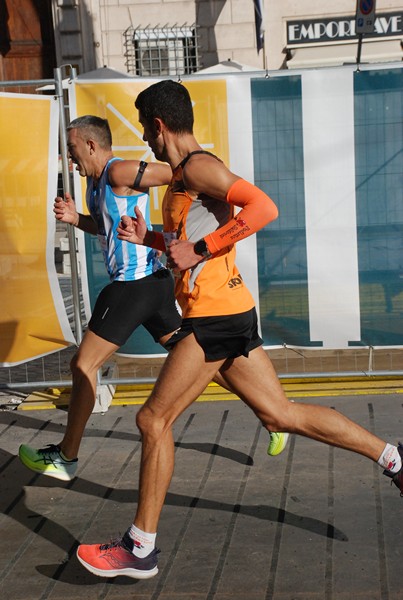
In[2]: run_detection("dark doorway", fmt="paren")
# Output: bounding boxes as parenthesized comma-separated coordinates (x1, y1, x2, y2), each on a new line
(0, 0, 56, 82)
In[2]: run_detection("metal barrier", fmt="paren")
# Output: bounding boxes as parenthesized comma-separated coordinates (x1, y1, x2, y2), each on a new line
(1, 343, 402, 392)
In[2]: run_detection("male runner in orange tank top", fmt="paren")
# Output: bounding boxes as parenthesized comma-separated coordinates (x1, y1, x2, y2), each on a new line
(76, 80, 403, 581)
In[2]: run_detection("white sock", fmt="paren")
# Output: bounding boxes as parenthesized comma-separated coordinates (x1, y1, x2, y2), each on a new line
(128, 524, 156, 558)
(59, 448, 76, 462)
(377, 443, 402, 473)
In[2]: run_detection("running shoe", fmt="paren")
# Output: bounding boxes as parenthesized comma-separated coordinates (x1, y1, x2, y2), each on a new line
(383, 442, 403, 496)
(267, 432, 290, 456)
(77, 531, 160, 579)
(18, 443, 78, 481)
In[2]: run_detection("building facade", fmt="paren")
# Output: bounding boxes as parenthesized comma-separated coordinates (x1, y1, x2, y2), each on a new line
(1, 1, 401, 82)
(51, 0, 402, 76)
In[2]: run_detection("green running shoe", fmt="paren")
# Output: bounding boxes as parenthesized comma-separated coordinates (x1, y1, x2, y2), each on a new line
(18, 443, 77, 481)
(267, 432, 289, 456)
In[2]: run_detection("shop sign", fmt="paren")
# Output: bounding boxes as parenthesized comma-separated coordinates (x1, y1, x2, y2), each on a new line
(287, 13, 402, 45)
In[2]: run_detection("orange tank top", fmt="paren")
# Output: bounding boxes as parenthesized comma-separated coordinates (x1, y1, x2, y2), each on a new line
(162, 151, 255, 318)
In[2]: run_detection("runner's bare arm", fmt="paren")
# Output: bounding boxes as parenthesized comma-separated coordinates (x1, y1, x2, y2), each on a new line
(108, 160, 172, 191)
(167, 154, 278, 270)
(183, 154, 278, 243)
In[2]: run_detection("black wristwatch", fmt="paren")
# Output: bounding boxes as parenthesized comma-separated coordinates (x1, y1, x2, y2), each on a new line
(194, 238, 212, 259)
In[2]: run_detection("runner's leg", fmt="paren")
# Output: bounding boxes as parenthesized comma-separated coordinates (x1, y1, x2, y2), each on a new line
(214, 368, 290, 456)
(62, 271, 180, 460)
(60, 330, 119, 459)
(134, 332, 226, 533)
(219, 346, 385, 461)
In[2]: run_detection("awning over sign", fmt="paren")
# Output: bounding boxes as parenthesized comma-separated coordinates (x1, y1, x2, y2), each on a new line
(75, 66, 135, 80)
(36, 67, 135, 91)
(196, 60, 264, 73)
(286, 39, 402, 69)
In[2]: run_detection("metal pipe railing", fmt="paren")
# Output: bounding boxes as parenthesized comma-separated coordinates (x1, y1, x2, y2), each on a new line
(1, 369, 402, 391)
(54, 66, 83, 345)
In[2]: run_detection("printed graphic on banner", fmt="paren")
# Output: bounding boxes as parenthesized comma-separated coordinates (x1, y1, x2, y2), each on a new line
(70, 79, 228, 355)
(67, 69, 402, 352)
(252, 68, 402, 348)
(70, 80, 228, 224)
(0, 94, 75, 366)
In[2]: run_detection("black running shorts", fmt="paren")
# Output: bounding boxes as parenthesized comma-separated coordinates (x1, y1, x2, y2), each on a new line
(88, 269, 182, 346)
(164, 307, 263, 360)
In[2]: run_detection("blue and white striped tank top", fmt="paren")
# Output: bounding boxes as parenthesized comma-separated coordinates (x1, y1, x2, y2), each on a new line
(86, 158, 160, 281)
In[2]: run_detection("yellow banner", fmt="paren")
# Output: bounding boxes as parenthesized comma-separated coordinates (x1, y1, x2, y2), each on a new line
(70, 79, 229, 223)
(0, 94, 74, 366)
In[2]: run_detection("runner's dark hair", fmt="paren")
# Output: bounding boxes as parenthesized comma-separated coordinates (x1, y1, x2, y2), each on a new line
(135, 80, 194, 134)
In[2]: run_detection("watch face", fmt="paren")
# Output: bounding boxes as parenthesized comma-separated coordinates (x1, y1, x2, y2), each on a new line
(194, 239, 208, 256)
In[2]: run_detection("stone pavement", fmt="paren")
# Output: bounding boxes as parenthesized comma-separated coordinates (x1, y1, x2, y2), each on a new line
(0, 392, 402, 600)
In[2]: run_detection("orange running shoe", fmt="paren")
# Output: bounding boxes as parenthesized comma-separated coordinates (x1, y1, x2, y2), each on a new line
(77, 531, 159, 579)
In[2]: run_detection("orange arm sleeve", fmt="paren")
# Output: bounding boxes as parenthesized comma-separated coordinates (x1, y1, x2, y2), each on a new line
(204, 178, 278, 254)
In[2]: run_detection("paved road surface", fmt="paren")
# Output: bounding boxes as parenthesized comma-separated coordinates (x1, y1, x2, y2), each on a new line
(0, 393, 402, 599)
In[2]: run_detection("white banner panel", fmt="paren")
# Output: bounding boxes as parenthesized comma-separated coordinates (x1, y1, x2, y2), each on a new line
(302, 69, 361, 347)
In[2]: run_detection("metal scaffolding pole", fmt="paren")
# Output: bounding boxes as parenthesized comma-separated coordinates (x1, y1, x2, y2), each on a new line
(54, 66, 83, 345)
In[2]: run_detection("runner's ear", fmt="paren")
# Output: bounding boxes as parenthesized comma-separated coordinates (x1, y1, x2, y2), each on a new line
(87, 139, 96, 154)
(154, 117, 164, 134)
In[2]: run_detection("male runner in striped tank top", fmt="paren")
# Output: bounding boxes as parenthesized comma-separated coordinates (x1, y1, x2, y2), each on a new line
(18, 116, 182, 479)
